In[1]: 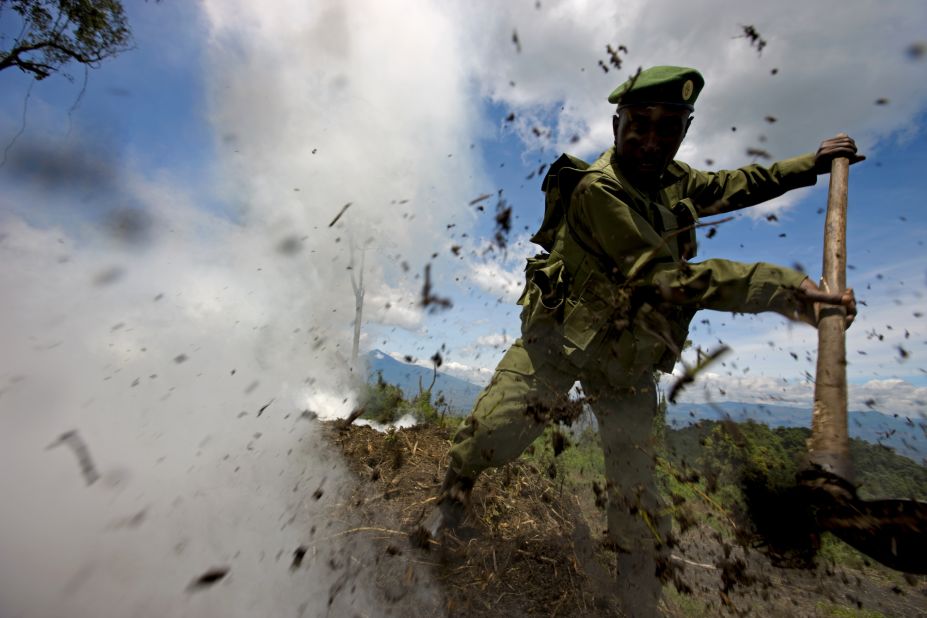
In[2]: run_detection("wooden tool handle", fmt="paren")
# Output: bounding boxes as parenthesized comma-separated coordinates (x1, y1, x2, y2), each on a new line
(808, 133, 853, 480)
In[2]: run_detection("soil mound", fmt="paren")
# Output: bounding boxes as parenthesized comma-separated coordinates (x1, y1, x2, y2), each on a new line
(321, 421, 927, 617)
(322, 421, 622, 616)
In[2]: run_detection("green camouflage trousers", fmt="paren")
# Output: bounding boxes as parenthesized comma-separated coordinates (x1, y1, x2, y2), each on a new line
(447, 337, 669, 615)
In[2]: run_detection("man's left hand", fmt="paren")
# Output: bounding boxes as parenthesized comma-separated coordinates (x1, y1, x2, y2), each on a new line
(795, 278, 856, 329)
(814, 135, 865, 174)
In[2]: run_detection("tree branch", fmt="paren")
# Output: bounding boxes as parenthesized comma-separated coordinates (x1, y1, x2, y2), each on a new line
(1, 37, 124, 79)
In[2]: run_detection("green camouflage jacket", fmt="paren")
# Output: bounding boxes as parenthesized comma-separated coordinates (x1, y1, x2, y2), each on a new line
(519, 147, 818, 372)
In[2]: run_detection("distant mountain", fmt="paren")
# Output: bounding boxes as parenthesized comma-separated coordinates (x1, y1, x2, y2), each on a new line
(364, 351, 926, 463)
(365, 350, 483, 413)
(666, 401, 926, 463)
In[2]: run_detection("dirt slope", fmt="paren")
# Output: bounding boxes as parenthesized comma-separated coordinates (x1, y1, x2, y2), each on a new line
(320, 421, 927, 617)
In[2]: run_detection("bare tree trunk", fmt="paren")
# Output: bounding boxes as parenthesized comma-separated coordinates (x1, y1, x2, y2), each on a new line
(350, 245, 366, 371)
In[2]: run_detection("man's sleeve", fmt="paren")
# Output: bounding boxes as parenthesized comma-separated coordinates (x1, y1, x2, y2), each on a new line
(680, 153, 818, 216)
(647, 259, 809, 321)
(570, 179, 809, 320)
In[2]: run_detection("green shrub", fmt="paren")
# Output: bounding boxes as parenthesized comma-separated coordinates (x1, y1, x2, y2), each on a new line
(361, 372, 405, 424)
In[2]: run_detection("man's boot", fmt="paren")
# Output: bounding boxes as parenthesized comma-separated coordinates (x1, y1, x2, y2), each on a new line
(421, 467, 474, 540)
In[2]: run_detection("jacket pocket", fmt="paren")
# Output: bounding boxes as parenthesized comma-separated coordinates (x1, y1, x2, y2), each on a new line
(519, 254, 568, 333)
(562, 294, 609, 352)
(561, 267, 631, 352)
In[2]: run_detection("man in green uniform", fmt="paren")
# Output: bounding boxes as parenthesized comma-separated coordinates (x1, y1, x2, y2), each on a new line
(424, 66, 861, 616)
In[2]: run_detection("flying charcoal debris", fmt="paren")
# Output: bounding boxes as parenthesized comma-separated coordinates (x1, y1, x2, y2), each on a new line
(328, 202, 352, 227)
(105, 207, 153, 245)
(494, 192, 513, 250)
(737, 24, 767, 55)
(512, 30, 521, 53)
(257, 398, 274, 417)
(669, 345, 731, 403)
(291, 545, 308, 571)
(276, 235, 303, 255)
(746, 147, 772, 160)
(187, 566, 230, 591)
(469, 193, 493, 206)
(604, 43, 628, 70)
(92, 266, 125, 286)
(47, 430, 100, 485)
(420, 264, 452, 313)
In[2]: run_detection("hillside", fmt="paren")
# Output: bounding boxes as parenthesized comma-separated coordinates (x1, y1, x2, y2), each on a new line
(365, 350, 483, 413)
(667, 402, 927, 463)
(365, 351, 927, 463)
(321, 415, 927, 617)
(665, 421, 927, 502)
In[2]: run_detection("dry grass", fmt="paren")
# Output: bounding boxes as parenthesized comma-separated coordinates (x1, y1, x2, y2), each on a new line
(323, 421, 622, 617)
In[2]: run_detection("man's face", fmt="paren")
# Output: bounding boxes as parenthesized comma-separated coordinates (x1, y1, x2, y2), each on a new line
(612, 105, 692, 185)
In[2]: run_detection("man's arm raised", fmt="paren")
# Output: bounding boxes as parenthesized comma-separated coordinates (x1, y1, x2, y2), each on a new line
(681, 134, 865, 216)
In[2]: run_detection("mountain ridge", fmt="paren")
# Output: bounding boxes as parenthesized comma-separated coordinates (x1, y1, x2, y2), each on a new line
(365, 350, 926, 463)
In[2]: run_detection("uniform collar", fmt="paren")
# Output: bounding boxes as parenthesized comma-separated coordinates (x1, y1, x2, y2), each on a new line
(604, 149, 685, 193)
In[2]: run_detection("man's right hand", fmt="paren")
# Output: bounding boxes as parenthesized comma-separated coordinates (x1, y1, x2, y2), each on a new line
(795, 278, 856, 329)
(814, 135, 865, 174)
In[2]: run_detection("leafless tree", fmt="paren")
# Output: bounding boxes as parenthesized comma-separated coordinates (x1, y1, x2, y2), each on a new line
(349, 236, 367, 371)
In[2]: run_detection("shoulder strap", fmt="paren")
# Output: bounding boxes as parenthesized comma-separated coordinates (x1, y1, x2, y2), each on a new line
(532, 153, 590, 251)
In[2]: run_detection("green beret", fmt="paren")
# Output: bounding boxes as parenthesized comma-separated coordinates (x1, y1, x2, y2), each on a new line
(608, 65, 705, 109)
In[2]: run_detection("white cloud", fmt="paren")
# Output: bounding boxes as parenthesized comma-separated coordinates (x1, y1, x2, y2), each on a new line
(440, 359, 495, 386)
(458, 0, 927, 201)
(737, 186, 814, 220)
(453, 229, 535, 302)
(475, 332, 514, 348)
(665, 369, 927, 418)
(364, 284, 425, 331)
(384, 350, 434, 370)
(468, 260, 525, 302)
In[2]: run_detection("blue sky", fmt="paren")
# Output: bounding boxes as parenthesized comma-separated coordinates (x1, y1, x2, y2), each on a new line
(1, 0, 926, 418)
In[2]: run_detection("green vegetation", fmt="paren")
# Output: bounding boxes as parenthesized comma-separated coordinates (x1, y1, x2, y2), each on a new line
(360, 371, 454, 427)
(361, 372, 405, 424)
(516, 407, 927, 575)
(815, 600, 887, 617)
(361, 373, 927, 576)
(666, 421, 927, 504)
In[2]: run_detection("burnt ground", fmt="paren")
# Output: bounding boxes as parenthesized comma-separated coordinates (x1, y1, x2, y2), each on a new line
(320, 421, 927, 617)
